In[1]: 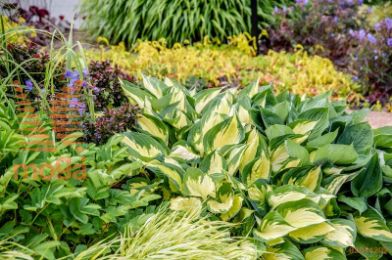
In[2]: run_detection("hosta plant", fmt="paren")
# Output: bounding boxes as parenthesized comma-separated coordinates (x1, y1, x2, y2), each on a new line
(119, 76, 392, 259)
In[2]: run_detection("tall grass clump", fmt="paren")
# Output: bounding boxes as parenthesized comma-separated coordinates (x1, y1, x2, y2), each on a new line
(79, 0, 291, 46)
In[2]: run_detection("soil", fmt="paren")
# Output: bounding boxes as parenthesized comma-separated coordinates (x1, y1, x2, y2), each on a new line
(366, 111, 392, 128)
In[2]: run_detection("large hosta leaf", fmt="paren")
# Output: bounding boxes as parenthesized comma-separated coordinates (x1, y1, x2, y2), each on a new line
(121, 132, 168, 161)
(355, 207, 392, 243)
(310, 144, 358, 165)
(351, 153, 382, 198)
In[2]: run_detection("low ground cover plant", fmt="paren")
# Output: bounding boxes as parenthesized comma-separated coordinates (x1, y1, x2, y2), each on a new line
(86, 38, 359, 98)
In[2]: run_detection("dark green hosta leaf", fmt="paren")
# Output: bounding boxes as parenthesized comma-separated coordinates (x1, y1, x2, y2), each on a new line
(306, 129, 338, 149)
(351, 153, 382, 198)
(338, 195, 368, 214)
(311, 144, 358, 165)
(374, 126, 392, 150)
(337, 122, 373, 155)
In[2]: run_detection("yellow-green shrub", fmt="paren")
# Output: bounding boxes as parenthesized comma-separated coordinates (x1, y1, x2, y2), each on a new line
(0, 16, 33, 45)
(86, 36, 360, 97)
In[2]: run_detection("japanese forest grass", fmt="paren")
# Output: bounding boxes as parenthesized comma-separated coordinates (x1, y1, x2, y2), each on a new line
(119, 76, 392, 259)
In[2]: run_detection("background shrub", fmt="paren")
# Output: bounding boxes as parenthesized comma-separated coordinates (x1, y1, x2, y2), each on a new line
(79, 0, 291, 46)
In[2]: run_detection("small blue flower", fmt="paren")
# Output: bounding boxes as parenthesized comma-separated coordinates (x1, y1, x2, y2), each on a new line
(25, 80, 33, 92)
(82, 68, 89, 78)
(352, 76, 359, 81)
(78, 103, 86, 116)
(374, 22, 381, 31)
(387, 38, 392, 47)
(295, 0, 308, 5)
(385, 18, 392, 31)
(64, 70, 73, 78)
(69, 97, 79, 108)
(367, 33, 377, 44)
(357, 29, 366, 41)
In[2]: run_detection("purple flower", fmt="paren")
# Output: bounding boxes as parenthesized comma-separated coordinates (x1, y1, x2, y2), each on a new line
(273, 7, 279, 13)
(92, 86, 100, 93)
(296, 0, 308, 4)
(82, 68, 89, 78)
(357, 0, 363, 5)
(65, 69, 80, 86)
(25, 80, 33, 91)
(367, 33, 377, 44)
(385, 18, 392, 31)
(69, 97, 79, 108)
(78, 102, 86, 116)
(374, 22, 381, 31)
(387, 38, 392, 47)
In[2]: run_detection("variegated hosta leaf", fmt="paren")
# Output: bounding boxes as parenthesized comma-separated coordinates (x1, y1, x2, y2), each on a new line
(169, 144, 199, 161)
(146, 160, 183, 190)
(200, 151, 227, 175)
(204, 115, 245, 153)
(264, 241, 304, 260)
(137, 113, 169, 144)
(254, 211, 296, 241)
(323, 170, 360, 195)
(276, 199, 326, 229)
(221, 195, 243, 221)
(224, 145, 246, 176)
(200, 92, 234, 135)
(170, 196, 202, 215)
(238, 79, 260, 99)
(271, 144, 290, 172)
(240, 128, 267, 173)
(184, 168, 216, 200)
(121, 79, 155, 108)
(121, 132, 168, 161)
(355, 207, 392, 242)
(291, 120, 318, 144)
(303, 246, 346, 260)
(161, 106, 191, 130)
(194, 88, 221, 114)
(207, 183, 234, 214)
(289, 222, 335, 244)
(246, 152, 270, 184)
(283, 166, 321, 192)
(142, 74, 165, 98)
(267, 185, 308, 209)
(236, 95, 252, 126)
(322, 219, 356, 248)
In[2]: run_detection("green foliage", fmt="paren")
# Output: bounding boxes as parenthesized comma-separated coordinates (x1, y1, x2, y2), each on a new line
(119, 76, 392, 258)
(0, 103, 161, 258)
(79, 0, 291, 46)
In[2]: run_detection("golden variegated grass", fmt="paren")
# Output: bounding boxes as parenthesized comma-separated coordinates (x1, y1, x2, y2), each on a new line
(74, 209, 258, 260)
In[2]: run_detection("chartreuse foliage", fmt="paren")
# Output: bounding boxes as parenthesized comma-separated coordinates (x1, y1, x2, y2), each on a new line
(121, 76, 392, 259)
(86, 39, 359, 97)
